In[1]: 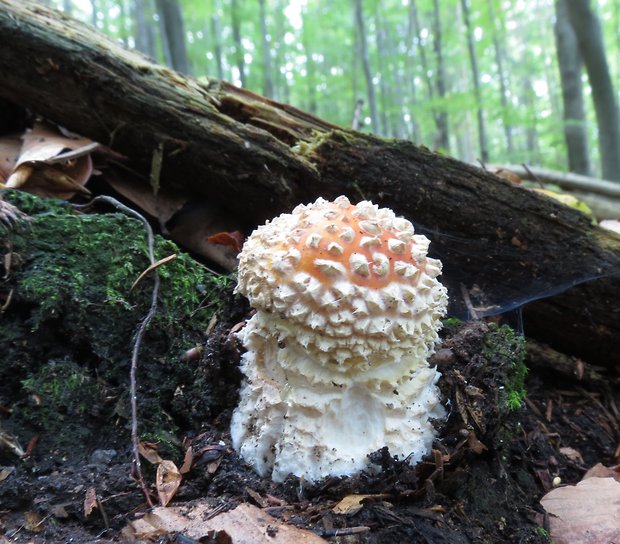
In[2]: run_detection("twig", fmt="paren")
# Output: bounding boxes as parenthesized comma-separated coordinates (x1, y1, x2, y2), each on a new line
(73, 195, 157, 507)
(130, 253, 177, 292)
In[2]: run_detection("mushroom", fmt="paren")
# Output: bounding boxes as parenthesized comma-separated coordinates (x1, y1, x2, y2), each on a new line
(231, 196, 448, 482)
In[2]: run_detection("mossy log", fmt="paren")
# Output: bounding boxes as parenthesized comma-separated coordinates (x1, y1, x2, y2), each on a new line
(0, 0, 619, 371)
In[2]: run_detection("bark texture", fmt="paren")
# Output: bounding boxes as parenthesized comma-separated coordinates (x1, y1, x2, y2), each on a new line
(0, 0, 619, 371)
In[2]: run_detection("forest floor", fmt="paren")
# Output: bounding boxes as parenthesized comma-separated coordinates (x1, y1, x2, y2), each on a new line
(1, 192, 619, 544)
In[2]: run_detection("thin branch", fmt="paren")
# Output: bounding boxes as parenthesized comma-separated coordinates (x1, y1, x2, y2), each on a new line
(73, 195, 157, 507)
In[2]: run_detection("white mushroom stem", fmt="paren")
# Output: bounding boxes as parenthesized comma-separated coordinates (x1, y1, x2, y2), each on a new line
(231, 311, 444, 483)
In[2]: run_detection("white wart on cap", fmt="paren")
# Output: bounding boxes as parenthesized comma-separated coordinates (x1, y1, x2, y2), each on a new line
(231, 195, 448, 482)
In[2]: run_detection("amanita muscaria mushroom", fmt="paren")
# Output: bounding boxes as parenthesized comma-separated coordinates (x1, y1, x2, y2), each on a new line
(231, 196, 448, 482)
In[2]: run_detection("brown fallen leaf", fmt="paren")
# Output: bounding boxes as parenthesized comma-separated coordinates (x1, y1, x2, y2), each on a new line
(23, 511, 44, 533)
(138, 440, 164, 465)
(559, 446, 584, 465)
(84, 487, 98, 517)
(540, 476, 620, 544)
(3, 122, 96, 199)
(125, 501, 326, 543)
(179, 446, 193, 475)
(105, 172, 187, 226)
(583, 462, 620, 483)
(0, 466, 14, 482)
(156, 460, 182, 507)
(332, 494, 388, 516)
(0, 134, 21, 182)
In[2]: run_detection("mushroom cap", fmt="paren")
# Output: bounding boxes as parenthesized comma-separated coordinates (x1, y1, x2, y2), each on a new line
(236, 196, 448, 372)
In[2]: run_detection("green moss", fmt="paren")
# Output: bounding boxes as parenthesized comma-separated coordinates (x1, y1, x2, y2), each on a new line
(442, 316, 463, 327)
(483, 323, 528, 412)
(1, 190, 234, 458)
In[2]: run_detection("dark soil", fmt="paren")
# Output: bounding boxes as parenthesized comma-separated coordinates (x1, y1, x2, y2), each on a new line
(1, 192, 619, 544)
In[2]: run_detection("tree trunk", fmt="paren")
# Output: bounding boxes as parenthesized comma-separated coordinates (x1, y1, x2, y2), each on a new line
(554, 0, 591, 176)
(90, 0, 98, 27)
(409, 0, 442, 146)
(154, 0, 191, 75)
(210, 11, 224, 81)
(460, 0, 489, 162)
(133, 0, 157, 59)
(487, 0, 513, 156)
(353, 0, 380, 134)
(301, 6, 317, 115)
(431, 0, 450, 151)
(0, 0, 619, 371)
(230, 0, 246, 88)
(258, 0, 274, 99)
(566, 0, 620, 181)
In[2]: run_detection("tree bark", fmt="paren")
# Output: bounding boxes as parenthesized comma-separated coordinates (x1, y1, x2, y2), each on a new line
(0, 0, 619, 371)
(566, 0, 620, 181)
(554, 0, 591, 176)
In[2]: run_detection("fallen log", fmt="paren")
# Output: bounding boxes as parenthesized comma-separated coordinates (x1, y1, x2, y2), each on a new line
(0, 0, 619, 371)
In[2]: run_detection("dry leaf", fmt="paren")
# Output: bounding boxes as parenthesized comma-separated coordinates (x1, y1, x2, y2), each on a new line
(84, 487, 98, 517)
(332, 494, 386, 516)
(179, 446, 194, 475)
(207, 231, 244, 253)
(156, 460, 182, 507)
(0, 134, 21, 182)
(559, 447, 584, 465)
(583, 462, 620, 483)
(125, 501, 326, 543)
(166, 201, 241, 271)
(138, 441, 164, 465)
(50, 504, 69, 519)
(540, 476, 620, 544)
(23, 511, 44, 532)
(106, 173, 187, 225)
(4, 122, 96, 199)
(0, 466, 14, 481)
(490, 167, 522, 185)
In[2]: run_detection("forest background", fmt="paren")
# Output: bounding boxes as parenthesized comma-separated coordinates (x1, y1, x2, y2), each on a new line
(42, 0, 620, 183)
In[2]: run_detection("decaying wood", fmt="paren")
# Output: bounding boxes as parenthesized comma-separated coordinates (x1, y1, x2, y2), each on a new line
(487, 163, 620, 219)
(486, 163, 620, 198)
(0, 0, 619, 370)
(525, 339, 611, 387)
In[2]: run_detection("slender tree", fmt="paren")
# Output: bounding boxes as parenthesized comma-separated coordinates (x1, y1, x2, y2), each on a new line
(566, 0, 620, 181)
(460, 0, 488, 162)
(354, 0, 380, 134)
(301, 5, 317, 114)
(554, 0, 591, 175)
(431, 0, 449, 151)
(487, 0, 513, 155)
(374, 11, 390, 136)
(155, 0, 191, 75)
(89, 0, 98, 28)
(258, 0, 274, 98)
(63, 0, 72, 15)
(231, 0, 246, 87)
(210, 10, 224, 80)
